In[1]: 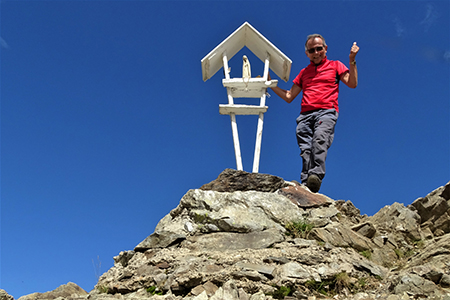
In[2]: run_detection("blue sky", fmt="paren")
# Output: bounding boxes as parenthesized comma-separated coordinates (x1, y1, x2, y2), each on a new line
(1, 0, 449, 298)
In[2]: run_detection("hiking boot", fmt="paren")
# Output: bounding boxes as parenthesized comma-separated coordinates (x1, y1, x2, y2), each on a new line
(306, 174, 322, 193)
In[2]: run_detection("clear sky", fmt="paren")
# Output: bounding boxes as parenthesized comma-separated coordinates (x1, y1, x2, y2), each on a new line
(1, 0, 449, 298)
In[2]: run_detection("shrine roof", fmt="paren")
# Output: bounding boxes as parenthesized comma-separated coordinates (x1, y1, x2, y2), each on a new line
(201, 22, 292, 82)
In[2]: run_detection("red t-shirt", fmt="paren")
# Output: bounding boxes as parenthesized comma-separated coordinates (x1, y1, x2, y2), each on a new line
(293, 58, 348, 113)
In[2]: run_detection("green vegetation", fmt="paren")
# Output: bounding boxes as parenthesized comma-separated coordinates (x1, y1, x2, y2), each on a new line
(359, 250, 372, 259)
(192, 211, 209, 223)
(357, 277, 367, 289)
(285, 217, 314, 239)
(96, 285, 109, 294)
(394, 248, 404, 259)
(305, 279, 330, 296)
(146, 286, 163, 295)
(394, 248, 416, 259)
(269, 285, 293, 299)
(413, 239, 425, 249)
(305, 272, 375, 296)
(334, 272, 351, 293)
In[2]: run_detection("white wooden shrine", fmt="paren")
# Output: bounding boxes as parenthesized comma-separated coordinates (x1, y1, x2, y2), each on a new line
(201, 22, 292, 173)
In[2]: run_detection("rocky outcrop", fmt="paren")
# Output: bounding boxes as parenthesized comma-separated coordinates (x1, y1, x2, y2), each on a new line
(9, 170, 450, 300)
(16, 282, 87, 300)
(0, 290, 14, 300)
(410, 182, 450, 236)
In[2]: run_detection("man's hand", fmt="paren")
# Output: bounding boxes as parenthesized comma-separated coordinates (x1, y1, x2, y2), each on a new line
(350, 42, 359, 61)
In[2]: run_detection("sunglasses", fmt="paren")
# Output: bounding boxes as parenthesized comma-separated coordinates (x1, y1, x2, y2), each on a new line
(307, 46, 324, 54)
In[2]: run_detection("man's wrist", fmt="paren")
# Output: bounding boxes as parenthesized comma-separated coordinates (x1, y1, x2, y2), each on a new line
(350, 60, 356, 65)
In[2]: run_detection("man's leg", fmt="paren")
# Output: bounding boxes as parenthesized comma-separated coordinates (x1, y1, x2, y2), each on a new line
(310, 109, 338, 181)
(296, 112, 314, 184)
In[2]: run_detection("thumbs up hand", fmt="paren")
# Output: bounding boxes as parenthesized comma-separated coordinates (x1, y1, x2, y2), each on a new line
(350, 42, 359, 61)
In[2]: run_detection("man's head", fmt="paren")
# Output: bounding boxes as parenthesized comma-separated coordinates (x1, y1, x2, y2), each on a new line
(305, 34, 328, 64)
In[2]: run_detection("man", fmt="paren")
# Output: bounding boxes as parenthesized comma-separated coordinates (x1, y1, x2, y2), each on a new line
(270, 34, 359, 193)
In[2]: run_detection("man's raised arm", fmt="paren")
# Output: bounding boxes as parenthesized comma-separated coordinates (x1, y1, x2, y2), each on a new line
(341, 42, 359, 89)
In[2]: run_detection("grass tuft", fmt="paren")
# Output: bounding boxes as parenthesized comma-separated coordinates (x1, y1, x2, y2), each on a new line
(270, 285, 292, 299)
(285, 217, 314, 239)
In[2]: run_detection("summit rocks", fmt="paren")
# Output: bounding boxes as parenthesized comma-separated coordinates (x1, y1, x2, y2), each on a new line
(11, 169, 450, 300)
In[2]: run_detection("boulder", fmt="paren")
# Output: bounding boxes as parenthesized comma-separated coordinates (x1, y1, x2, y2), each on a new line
(135, 187, 307, 251)
(410, 181, 450, 235)
(183, 229, 284, 251)
(17, 282, 87, 300)
(309, 224, 376, 251)
(404, 234, 450, 271)
(370, 202, 422, 241)
(393, 274, 437, 295)
(199, 168, 287, 193)
(278, 183, 333, 208)
(0, 290, 14, 300)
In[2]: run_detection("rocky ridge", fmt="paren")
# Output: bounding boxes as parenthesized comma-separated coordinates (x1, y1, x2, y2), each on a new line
(5, 169, 450, 300)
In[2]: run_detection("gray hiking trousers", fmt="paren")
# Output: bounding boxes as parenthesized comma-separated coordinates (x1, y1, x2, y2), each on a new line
(296, 108, 338, 184)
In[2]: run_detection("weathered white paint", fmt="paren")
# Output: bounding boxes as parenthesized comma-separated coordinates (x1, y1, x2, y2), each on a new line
(201, 22, 292, 82)
(230, 113, 242, 171)
(253, 94, 266, 173)
(252, 54, 271, 173)
(223, 52, 243, 170)
(222, 78, 278, 98)
(219, 104, 268, 115)
(202, 22, 292, 173)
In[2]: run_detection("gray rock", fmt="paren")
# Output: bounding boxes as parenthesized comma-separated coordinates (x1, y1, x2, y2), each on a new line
(195, 281, 218, 297)
(293, 238, 317, 248)
(278, 184, 333, 208)
(135, 188, 307, 252)
(410, 181, 450, 234)
(353, 259, 388, 278)
(335, 200, 362, 223)
(135, 230, 186, 251)
(370, 202, 422, 241)
(309, 224, 375, 251)
(405, 234, 450, 270)
(434, 211, 450, 234)
(17, 282, 87, 300)
(263, 256, 290, 264)
(393, 274, 437, 296)
(209, 280, 240, 300)
(352, 222, 376, 238)
(310, 206, 339, 219)
(0, 290, 14, 300)
(232, 270, 269, 282)
(236, 262, 276, 277)
(441, 181, 450, 200)
(275, 262, 311, 281)
(183, 228, 284, 251)
(249, 291, 266, 300)
(192, 291, 209, 300)
(440, 274, 450, 288)
(371, 247, 398, 268)
(113, 250, 135, 267)
(200, 168, 287, 193)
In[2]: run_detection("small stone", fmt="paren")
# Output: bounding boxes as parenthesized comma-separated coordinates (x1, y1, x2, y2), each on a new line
(440, 274, 450, 288)
(156, 261, 170, 269)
